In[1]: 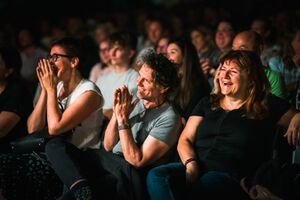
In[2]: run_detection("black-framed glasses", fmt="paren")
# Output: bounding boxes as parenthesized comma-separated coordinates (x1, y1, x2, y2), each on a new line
(47, 53, 73, 62)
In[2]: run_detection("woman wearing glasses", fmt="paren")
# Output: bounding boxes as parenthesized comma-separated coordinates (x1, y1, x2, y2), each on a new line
(88, 39, 113, 83)
(0, 37, 104, 200)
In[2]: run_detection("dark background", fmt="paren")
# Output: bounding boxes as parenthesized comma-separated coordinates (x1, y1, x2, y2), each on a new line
(0, 0, 299, 45)
(0, 0, 299, 24)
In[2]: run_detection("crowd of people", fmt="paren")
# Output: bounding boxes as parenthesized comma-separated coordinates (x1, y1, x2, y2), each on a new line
(1, 4, 300, 200)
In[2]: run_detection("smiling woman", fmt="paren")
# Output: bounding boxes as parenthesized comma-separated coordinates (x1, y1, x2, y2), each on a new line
(212, 50, 270, 119)
(0, 37, 104, 200)
(146, 50, 300, 200)
(218, 60, 248, 98)
(166, 38, 210, 121)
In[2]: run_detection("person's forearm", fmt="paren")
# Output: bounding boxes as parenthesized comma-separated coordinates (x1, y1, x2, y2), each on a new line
(0, 112, 20, 138)
(119, 128, 143, 167)
(103, 114, 119, 151)
(46, 89, 62, 135)
(178, 138, 197, 165)
(115, 112, 143, 166)
(27, 90, 47, 133)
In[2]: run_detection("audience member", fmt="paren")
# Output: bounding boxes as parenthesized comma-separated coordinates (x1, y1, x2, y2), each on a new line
(18, 28, 48, 97)
(45, 49, 182, 200)
(0, 4, 300, 200)
(155, 36, 170, 57)
(232, 30, 287, 99)
(0, 37, 104, 200)
(89, 39, 113, 82)
(167, 38, 210, 121)
(147, 50, 300, 200)
(190, 26, 220, 85)
(190, 26, 219, 71)
(268, 28, 300, 100)
(0, 45, 32, 153)
(93, 22, 116, 45)
(250, 18, 281, 66)
(214, 20, 235, 55)
(291, 29, 300, 71)
(137, 18, 164, 53)
(96, 31, 139, 120)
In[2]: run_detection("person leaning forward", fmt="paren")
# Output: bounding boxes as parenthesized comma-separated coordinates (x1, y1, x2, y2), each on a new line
(45, 48, 182, 200)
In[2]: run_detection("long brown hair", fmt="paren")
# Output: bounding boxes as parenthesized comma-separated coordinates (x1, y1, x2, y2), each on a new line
(211, 50, 271, 119)
(171, 38, 210, 112)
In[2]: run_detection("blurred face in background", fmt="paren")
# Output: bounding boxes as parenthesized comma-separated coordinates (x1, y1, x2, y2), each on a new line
(167, 43, 183, 65)
(291, 31, 300, 55)
(95, 27, 107, 44)
(109, 43, 133, 66)
(191, 30, 206, 53)
(156, 37, 169, 56)
(251, 20, 267, 37)
(215, 21, 235, 51)
(99, 41, 110, 64)
(232, 33, 255, 51)
(18, 29, 33, 48)
(146, 21, 163, 44)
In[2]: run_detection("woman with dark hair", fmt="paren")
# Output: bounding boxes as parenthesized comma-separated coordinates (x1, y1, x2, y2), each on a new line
(147, 50, 300, 200)
(0, 37, 104, 200)
(0, 45, 32, 153)
(167, 38, 210, 122)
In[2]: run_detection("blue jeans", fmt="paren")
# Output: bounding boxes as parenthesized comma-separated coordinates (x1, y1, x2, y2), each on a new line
(147, 163, 185, 200)
(147, 162, 246, 200)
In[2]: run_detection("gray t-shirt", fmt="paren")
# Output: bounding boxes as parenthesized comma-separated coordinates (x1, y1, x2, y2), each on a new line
(112, 101, 181, 163)
(95, 68, 138, 109)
